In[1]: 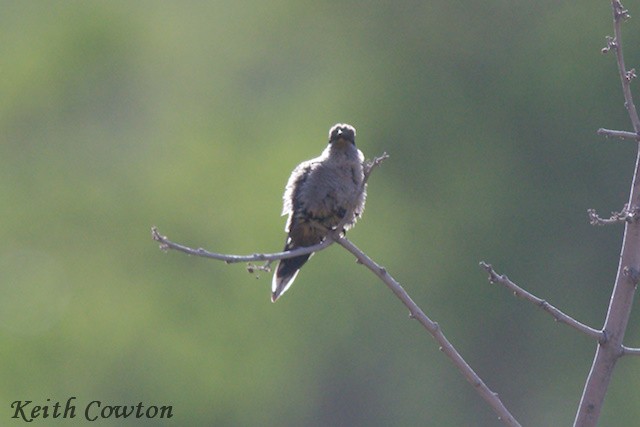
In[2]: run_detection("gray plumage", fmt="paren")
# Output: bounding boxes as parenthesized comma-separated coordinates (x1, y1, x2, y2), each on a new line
(271, 123, 366, 302)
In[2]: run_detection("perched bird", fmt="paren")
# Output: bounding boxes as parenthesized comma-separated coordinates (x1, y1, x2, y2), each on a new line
(271, 123, 367, 302)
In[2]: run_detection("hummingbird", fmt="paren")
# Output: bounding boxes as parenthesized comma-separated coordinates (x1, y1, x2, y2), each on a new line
(271, 123, 366, 302)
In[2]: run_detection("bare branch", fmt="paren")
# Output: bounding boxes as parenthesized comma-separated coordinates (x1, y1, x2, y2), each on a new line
(151, 150, 521, 426)
(364, 152, 390, 176)
(337, 238, 521, 427)
(587, 205, 640, 225)
(575, 1, 640, 425)
(613, 0, 640, 131)
(479, 262, 604, 342)
(587, 208, 624, 225)
(621, 345, 640, 356)
(151, 226, 332, 263)
(596, 128, 639, 140)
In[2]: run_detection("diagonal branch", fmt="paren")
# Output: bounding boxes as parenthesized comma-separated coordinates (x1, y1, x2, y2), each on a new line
(333, 237, 521, 427)
(479, 262, 604, 342)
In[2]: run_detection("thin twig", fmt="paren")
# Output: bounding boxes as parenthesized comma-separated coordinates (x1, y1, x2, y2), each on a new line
(587, 205, 640, 225)
(329, 152, 389, 234)
(597, 128, 639, 140)
(479, 262, 604, 342)
(587, 208, 625, 225)
(613, 1, 639, 130)
(364, 152, 390, 176)
(151, 226, 332, 263)
(330, 151, 389, 228)
(621, 345, 640, 356)
(336, 238, 521, 427)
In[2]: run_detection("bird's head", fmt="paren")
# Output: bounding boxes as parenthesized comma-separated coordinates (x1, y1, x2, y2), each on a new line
(328, 123, 356, 146)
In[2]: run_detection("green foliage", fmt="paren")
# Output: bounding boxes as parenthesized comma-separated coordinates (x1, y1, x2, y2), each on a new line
(1, 1, 639, 425)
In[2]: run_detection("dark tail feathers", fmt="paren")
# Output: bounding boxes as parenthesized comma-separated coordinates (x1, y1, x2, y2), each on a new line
(271, 250, 311, 302)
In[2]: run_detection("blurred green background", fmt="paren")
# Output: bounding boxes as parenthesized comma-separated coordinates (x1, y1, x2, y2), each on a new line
(2, 1, 640, 426)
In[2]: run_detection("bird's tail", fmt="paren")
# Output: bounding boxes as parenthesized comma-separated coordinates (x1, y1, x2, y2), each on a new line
(271, 246, 312, 302)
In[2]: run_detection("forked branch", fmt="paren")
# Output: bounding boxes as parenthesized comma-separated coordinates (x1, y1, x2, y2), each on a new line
(152, 151, 521, 426)
(575, 1, 640, 425)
